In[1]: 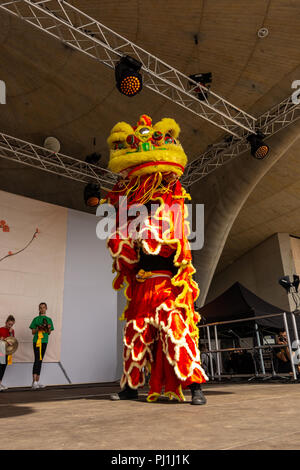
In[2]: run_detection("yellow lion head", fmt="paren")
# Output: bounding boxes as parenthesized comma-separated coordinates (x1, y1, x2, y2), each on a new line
(107, 115, 187, 178)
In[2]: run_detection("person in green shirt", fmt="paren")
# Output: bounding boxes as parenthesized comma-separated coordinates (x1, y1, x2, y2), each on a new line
(29, 302, 54, 389)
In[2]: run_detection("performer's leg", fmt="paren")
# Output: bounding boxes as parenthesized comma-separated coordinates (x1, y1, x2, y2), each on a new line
(0, 363, 7, 381)
(32, 343, 40, 386)
(0, 359, 7, 390)
(147, 338, 166, 402)
(189, 383, 207, 405)
(36, 344, 47, 387)
(110, 383, 139, 401)
(148, 336, 204, 403)
(156, 307, 208, 404)
(110, 320, 156, 401)
(32, 343, 47, 387)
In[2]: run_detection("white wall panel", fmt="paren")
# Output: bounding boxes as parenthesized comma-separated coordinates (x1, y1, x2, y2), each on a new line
(60, 209, 118, 384)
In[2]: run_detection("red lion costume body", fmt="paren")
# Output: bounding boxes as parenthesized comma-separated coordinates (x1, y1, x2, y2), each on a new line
(103, 115, 208, 403)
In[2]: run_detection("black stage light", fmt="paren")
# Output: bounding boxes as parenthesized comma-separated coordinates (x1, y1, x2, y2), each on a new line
(85, 152, 101, 165)
(115, 56, 143, 97)
(246, 131, 269, 160)
(293, 275, 300, 293)
(279, 274, 300, 313)
(189, 73, 212, 101)
(84, 183, 101, 207)
(279, 276, 292, 293)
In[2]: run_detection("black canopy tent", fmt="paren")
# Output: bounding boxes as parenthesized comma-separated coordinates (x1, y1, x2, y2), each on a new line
(198, 282, 300, 340)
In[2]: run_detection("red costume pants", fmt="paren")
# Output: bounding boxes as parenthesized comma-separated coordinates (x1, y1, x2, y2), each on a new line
(121, 273, 208, 402)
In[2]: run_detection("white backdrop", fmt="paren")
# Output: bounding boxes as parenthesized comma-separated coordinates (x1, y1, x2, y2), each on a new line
(0, 190, 67, 363)
(60, 208, 117, 384)
(0, 190, 118, 386)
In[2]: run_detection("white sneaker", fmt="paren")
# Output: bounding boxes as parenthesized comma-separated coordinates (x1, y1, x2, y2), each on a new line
(38, 383, 46, 389)
(0, 384, 7, 391)
(32, 381, 39, 390)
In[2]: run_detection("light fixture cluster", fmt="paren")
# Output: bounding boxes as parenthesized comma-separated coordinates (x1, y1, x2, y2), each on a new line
(84, 183, 101, 207)
(279, 275, 300, 294)
(247, 131, 269, 160)
(120, 75, 141, 96)
(113, 58, 271, 163)
(115, 56, 142, 97)
(279, 274, 300, 312)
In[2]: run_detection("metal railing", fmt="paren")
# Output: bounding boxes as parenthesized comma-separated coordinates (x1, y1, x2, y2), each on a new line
(198, 312, 299, 381)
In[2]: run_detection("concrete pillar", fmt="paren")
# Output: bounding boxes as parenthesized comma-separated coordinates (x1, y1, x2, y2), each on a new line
(278, 233, 298, 312)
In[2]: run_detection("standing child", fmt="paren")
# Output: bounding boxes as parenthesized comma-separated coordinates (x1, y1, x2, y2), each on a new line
(0, 315, 15, 391)
(29, 302, 54, 389)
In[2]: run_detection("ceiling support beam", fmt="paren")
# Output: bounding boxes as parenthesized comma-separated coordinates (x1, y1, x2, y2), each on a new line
(182, 95, 300, 187)
(0, 94, 299, 191)
(0, 131, 118, 187)
(0, 0, 256, 136)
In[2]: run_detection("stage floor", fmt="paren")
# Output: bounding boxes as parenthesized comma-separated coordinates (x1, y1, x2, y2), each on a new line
(0, 381, 300, 450)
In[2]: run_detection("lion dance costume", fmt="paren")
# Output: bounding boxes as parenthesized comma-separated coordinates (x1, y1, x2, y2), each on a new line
(102, 115, 208, 404)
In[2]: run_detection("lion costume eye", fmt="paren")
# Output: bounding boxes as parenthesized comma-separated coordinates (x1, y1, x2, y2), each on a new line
(152, 131, 163, 142)
(165, 133, 177, 145)
(113, 141, 126, 150)
(126, 134, 140, 148)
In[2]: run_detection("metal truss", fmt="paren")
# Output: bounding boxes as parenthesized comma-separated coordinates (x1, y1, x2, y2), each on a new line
(0, 0, 256, 137)
(182, 95, 300, 187)
(0, 1, 298, 189)
(0, 131, 118, 188)
(0, 95, 299, 192)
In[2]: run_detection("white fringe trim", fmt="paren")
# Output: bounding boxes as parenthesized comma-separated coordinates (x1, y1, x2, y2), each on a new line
(122, 301, 208, 385)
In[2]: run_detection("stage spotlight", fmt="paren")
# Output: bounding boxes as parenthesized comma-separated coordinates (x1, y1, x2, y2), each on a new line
(293, 275, 300, 293)
(246, 131, 269, 160)
(279, 274, 300, 312)
(115, 56, 143, 97)
(85, 152, 101, 165)
(189, 73, 212, 101)
(84, 183, 101, 207)
(278, 275, 300, 293)
(278, 276, 292, 293)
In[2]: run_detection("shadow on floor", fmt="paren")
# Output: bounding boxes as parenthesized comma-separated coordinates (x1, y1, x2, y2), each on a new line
(0, 384, 120, 406)
(83, 389, 235, 404)
(0, 384, 235, 408)
(0, 405, 35, 419)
